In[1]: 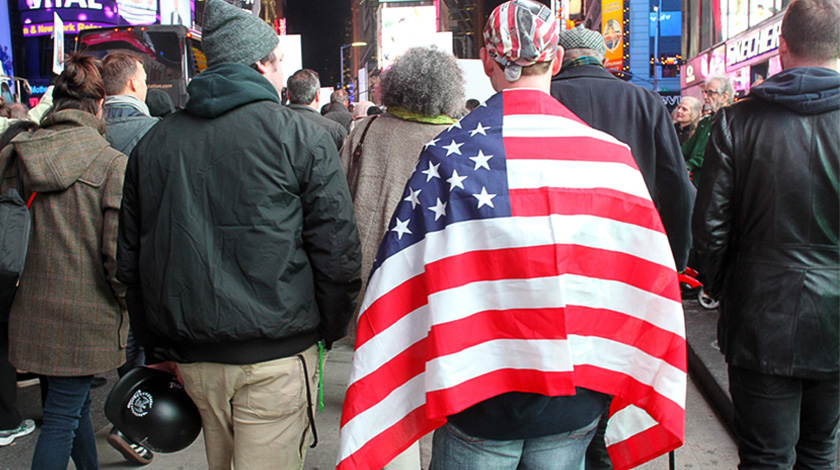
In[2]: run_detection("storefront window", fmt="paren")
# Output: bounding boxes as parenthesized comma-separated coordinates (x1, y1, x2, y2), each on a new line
(728, 0, 749, 37)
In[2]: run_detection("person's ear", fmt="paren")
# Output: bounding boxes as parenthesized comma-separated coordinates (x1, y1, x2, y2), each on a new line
(480, 48, 495, 78)
(254, 60, 268, 75)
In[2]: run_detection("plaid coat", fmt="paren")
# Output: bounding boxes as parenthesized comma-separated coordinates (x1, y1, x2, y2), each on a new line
(0, 109, 128, 376)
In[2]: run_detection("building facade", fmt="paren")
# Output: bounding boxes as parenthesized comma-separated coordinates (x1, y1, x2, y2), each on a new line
(681, 0, 790, 100)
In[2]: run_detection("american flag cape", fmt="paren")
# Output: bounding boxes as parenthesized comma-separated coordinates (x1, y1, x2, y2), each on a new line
(338, 88, 686, 470)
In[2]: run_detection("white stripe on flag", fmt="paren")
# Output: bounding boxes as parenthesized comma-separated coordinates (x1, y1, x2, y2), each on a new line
(352, 275, 684, 385)
(604, 404, 659, 446)
(425, 338, 574, 392)
(349, 303, 429, 384)
(502, 113, 629, 149)
(569, 335, 686, 408)
(507, 160, 651, 200)
(361, 216, 676, 315)
(338, 374, 426, 463)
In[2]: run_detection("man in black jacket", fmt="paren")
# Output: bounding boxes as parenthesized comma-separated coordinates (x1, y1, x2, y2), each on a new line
(550, 28, 695, 470)
(117, 0, 361, 468)
(693, 1, 839, 468)
(550, 26, 694, 272)
(286, 69, 347, 152)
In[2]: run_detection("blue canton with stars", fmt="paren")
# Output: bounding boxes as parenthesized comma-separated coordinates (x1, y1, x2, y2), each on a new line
(371, 92, 512, 273)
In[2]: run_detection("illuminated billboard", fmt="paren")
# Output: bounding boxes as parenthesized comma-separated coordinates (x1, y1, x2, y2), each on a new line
(380, 6, 437, 69)
(19, 0, 121, 36)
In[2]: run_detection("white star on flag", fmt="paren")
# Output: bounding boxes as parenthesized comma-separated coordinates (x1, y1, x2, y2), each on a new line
(423, 138, 440, 150)
(469, 122, 490, 137)
(469, 150, 493, 170)
(404, 187, 422, 209)
(443, 140, 464, 156)
(472, 186, 497, 209)
(447, 121, 462, 132)
(391, 218, 412, 239)
(446, 169, 467, 191)
(421, 161, 441, 182)
(427, 198, 447, 221)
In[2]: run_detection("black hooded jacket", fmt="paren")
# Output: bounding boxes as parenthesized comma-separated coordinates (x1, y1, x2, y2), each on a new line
(692, 67, 839, 378)
(117, 63, 362, 364)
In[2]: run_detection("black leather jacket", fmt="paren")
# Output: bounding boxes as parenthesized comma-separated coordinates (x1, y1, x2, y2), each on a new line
(692, 67, 839, 379)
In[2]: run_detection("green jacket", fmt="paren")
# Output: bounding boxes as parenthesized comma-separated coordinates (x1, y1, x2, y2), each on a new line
(118, 64, 361, 364)
(681, 113, 713, 188)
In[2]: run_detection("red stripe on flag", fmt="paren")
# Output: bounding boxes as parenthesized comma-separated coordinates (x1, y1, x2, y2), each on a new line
(607, 424, 683, 470)
(574, 364, 685, 436)
(337, 405, 445, 470)
(425, 368, 577, 419)
(503, 89, 586, 123)
(422, 244, 680, 302)
(504, 136, 636, 168)
(425, 305, 685, 372)
(355, 274, 427, 348)
(509, 187, 664, 234)
(567, 306, 687, 372)
(340, 339, 427, 427)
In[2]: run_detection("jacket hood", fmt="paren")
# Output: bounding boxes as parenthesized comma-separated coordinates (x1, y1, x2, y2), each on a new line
(12, 109, 110, 192)
(750, 67, 840, 115)
(185, 63, 280, 118)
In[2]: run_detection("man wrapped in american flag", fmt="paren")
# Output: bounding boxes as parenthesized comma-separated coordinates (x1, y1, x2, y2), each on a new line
(338, 1, 686, 469)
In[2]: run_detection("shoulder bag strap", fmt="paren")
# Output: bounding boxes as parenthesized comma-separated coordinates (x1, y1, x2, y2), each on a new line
(346, 115, 380, 191)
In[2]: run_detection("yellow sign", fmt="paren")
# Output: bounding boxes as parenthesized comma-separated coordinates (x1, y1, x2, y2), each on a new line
(602, 0, 624, 70)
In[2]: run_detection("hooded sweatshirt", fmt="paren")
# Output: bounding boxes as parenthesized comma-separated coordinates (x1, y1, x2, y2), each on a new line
(750, 66, 840, 115)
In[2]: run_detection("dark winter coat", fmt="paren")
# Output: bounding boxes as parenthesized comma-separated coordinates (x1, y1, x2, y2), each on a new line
(692, 66, 840, 379)
(103, 97, 159, 155)
(117, 63, 362, 365)
(0, 110, 128, 376)
(551, 64, 695, 269)
(324, 102, 353, 131)
(288, 103, 347, 152)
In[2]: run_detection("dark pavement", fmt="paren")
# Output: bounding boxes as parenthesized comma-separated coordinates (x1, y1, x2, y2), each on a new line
(0, 298, 748, 469)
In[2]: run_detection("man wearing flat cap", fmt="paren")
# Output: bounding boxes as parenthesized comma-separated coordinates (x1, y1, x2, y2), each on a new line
(549, 25, 695, 470)
(117, 0, 362, 468)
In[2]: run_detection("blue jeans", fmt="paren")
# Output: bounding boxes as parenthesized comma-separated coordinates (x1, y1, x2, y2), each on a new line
(729, 365, 840, 470)
(31, 376, 98, 470)
(429, 416, 598, 470)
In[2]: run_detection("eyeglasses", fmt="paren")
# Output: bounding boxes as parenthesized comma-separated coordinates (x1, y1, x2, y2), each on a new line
(703, 89, 721, 96)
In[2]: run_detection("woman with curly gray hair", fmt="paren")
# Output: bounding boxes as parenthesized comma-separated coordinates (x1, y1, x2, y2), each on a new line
(339, 46, 464, 469)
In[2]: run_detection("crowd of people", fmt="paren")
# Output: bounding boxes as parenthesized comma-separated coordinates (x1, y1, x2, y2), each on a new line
(0, 0, 837, 469)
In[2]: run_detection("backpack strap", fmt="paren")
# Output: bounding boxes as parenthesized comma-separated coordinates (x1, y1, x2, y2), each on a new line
(1, 149, 35, 207)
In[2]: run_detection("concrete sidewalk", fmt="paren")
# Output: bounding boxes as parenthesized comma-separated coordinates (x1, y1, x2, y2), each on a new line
(1, 304, 740, 469)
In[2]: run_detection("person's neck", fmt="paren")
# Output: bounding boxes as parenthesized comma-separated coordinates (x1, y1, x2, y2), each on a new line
(497, 73, 552, 94)
(782, 55, 839, 71)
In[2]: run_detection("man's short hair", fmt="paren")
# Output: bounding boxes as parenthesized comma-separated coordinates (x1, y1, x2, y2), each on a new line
(706, 75, 734, 100)
(330, 89, 348, 104)
(782, 0, 840, 63)
(286, 69, 320, 105)
(101, 51, 142, 96)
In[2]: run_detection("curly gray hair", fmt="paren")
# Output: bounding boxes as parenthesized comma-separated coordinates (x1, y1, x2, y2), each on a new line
(381, 47, 465, 118)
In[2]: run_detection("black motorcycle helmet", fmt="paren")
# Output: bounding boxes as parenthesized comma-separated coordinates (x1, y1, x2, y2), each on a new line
(105, 367, 202, 453)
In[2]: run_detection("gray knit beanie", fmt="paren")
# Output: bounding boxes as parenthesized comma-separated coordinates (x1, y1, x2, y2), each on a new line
(203, 0, 279, 67)
(557, 25, 607, 59)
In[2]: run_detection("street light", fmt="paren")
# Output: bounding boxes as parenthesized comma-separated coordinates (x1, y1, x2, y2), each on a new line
(340, 41, 368, 90)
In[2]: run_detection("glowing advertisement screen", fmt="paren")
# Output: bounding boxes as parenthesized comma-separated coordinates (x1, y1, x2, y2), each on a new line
(20, 0, 121, 35)
(380, 6, 437, 69)
(19, 0, 168, 37)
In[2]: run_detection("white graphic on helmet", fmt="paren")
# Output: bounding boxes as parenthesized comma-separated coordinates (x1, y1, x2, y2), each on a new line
(128, 390, 154, 417)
